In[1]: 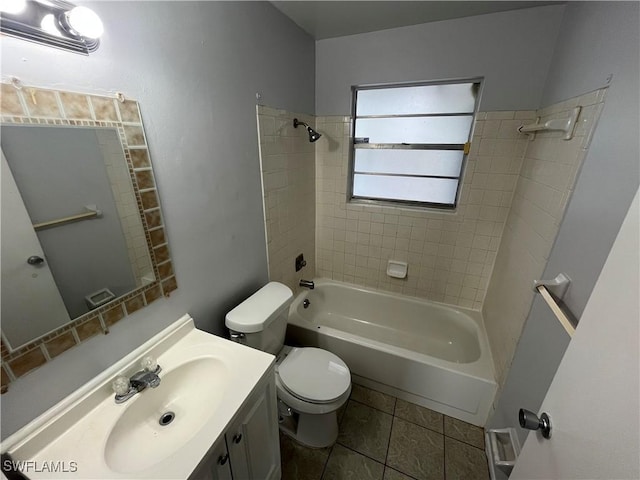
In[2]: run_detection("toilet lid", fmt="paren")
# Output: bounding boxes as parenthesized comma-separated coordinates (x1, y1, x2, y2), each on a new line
(278, 348, 351, 403)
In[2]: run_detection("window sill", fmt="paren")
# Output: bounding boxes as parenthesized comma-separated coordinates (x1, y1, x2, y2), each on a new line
(348, 197, 461, 216)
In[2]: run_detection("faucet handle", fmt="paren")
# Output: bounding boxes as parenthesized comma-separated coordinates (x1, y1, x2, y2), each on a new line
(140, 356, 158, 372)
(112, 376, 130, 396)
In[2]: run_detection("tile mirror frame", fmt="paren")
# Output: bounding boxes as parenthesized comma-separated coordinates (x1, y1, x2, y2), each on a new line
(0, 83, 177, 392)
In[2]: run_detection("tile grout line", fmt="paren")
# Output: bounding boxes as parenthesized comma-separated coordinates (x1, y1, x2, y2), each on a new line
(353, 391, 489, 479)
(385, 466, 421, 480)
(337, 397, 441, 480)
(382, 397, 396, 469)
(442, 430, 487, 452)
(319, 443, 335, 480)
(344, 397, 395, 468)
(443, 428, 447, 480)
(283, 386, 490, 480)
(349, 396, 395, 416)
(333, 441, 386, 469)
(320, 398, 348, 480)
(349, 396, 486, 452)
(442, 414, 448, 480)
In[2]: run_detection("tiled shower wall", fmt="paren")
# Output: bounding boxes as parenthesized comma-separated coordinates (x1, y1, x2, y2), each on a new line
(483, 88, 607, 384)
(257, 106, 316, 294)
(96, 130, 153, 287)
(314, 112, 534, 309)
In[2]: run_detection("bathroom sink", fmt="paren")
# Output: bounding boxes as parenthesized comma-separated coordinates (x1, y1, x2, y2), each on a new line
(105, 357, 229, 474)
(1, 314, 275, 479)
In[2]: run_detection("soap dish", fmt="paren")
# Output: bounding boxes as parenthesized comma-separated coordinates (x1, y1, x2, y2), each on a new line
(386, 260, 408, 279)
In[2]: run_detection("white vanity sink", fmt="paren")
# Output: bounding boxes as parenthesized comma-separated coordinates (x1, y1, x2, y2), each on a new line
(1, 315, 276, 479)
(105, 357, 229, 474)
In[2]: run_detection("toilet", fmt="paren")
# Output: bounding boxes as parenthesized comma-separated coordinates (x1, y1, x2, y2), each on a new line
(225, 281, 351, 448)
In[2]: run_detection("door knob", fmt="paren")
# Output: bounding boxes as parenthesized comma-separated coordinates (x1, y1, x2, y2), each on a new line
(27, 255, 45, 266)
(519, 408, 552, 439)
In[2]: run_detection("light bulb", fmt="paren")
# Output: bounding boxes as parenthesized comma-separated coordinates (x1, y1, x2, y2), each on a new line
(0, 0, 27, 14)
(40, 14, 62, 36)
(66, 6, 103, 39)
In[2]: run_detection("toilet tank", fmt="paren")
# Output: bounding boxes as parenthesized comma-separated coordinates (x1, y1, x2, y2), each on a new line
(225, 282, 293, 354)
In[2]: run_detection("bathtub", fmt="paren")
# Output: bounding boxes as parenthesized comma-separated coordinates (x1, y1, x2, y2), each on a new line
(286, 279, 497, 426)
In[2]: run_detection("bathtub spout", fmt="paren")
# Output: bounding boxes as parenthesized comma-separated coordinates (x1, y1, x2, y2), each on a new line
(299, 279, 315, 289)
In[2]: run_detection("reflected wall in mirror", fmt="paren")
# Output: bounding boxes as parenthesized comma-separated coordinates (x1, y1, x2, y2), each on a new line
(0, 83, 177, 392)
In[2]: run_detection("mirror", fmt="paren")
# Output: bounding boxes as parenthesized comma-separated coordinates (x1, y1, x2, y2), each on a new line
(2, 125, 155, 345)
(0, 84, 176, 383)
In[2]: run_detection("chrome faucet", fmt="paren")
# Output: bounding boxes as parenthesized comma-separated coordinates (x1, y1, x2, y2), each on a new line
(299, 279, 314, 290)
(113, 362, 162, 404)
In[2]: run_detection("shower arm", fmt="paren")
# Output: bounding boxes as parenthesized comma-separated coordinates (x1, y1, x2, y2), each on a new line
(293, 118, 322, 143)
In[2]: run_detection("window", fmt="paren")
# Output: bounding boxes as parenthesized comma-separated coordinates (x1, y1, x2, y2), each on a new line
(350, 79, 481, 209)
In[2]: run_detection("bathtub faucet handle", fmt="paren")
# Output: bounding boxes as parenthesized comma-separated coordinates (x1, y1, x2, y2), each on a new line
(299, 279, 314, 290)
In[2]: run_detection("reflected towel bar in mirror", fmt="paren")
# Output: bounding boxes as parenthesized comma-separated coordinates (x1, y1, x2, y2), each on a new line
(32, 205, 102, 231)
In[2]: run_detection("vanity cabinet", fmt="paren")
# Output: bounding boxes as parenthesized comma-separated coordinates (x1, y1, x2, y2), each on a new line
(190, 366, 280, 480)
(193, 436, 233, 480)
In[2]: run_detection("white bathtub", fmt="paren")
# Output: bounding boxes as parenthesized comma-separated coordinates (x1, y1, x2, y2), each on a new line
(286, 279, 497, 426)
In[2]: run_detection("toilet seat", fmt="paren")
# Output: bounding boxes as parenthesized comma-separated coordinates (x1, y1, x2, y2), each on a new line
(277, 347, 351, 404)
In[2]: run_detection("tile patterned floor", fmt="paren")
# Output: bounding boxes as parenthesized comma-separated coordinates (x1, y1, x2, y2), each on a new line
(280, 384, 490, 480)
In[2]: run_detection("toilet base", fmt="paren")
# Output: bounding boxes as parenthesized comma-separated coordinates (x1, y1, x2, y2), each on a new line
(279, 410, 339, 448)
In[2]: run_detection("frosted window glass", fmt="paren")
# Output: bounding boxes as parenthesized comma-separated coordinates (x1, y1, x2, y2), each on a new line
(356, 83, 477, 116)
(354, 149, 463, 177)
(355, 116, 472, 144)
(353, 174, 458, 205)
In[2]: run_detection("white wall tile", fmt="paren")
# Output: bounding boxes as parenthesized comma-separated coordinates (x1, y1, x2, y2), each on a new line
(261, 95, 602, 364)
(483, 88, 607, 385)
(314, 110, 528, 309)
(258, 107, 316, 294)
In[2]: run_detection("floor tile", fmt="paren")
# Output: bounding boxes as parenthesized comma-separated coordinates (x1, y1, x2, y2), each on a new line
(383, 466, 417, 480)
(444, 436, 490, 480)
(394, 399, 443, 434)
(322, 444, 385, 480)
(387, 417, 444, 480)
(444, 416, 485, 449)
(338, 400, 393, 463)
(350, 383, 397, 414)
(280, 384, 491, 480)
(280, 432, 331, 480)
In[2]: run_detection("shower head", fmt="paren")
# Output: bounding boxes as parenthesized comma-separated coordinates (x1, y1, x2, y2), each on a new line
(293, 118, 322, 143)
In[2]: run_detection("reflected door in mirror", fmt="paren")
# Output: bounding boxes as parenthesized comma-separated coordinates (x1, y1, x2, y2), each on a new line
(1, 153, 70, 347)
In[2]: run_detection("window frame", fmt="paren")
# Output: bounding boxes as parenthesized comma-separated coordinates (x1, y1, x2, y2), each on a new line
(348, 78, 483, 210)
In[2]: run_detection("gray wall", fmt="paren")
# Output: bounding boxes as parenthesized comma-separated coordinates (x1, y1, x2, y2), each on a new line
(0, 1, 314, 438)
(2, 126, 136, 318)
(490, 1, 640, 447)
(540, 1, 640, 317)
(315, 5, 565, 115)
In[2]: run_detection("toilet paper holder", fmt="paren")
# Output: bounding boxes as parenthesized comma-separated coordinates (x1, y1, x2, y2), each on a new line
(485, 427, 521, 479)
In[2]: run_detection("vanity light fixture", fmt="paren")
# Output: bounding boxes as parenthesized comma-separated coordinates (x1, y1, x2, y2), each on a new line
(0, 0, 104, 54)
(0, 0, 27, 15)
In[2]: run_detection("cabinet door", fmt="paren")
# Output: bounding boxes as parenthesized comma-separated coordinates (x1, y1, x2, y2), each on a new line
(227, 376, 280, 480)
(189, 436, 233, 480)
